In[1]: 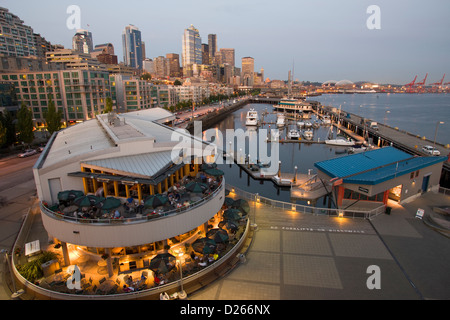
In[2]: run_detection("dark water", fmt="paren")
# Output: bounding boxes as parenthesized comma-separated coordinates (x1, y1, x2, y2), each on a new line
(206, 93, 450, 204)
(315, 93, 450, 145)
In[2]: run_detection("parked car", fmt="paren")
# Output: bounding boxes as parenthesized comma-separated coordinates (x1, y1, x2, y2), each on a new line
(422, 145, 441, 156)
(18, 149, 37, 158)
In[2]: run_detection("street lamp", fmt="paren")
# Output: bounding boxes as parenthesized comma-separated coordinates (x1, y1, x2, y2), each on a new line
(433, 121, 445, 152)
(177, 251, 187, 299)
(384, 110, 390, 126)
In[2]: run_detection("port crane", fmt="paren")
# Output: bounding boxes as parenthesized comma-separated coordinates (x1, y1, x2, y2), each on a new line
(430, 74, 445, 92)
(414, 73, 428, 93)
(404, 75, 417, 92)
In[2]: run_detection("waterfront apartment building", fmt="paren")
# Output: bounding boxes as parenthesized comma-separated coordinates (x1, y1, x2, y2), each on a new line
(2, 70, 112, 126)
(0, 7, 37, 57)
(72, 29, 94, 54)
(182, 25, 202, 77)
(122, 25, 143, 70)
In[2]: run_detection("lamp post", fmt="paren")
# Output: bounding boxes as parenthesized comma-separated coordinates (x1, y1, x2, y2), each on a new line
(433, 121, 444, 152)
(384, 110, 390, 126)
(177, 252, 187, 299)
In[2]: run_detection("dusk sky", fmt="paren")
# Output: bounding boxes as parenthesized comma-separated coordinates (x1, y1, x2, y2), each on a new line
(3, 0, 449, 84)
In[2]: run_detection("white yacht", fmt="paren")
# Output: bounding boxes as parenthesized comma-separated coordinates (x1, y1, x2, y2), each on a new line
(325, 136, 355, 146)
(302, 129, 314, 140)
(322, 116, 331, 125)
(297, 120, 305, 128)
(276, 113, 285, 127)
(287, 129, 300, 139)
(245, 108, 259, 126)
(304, 120, 312, 128)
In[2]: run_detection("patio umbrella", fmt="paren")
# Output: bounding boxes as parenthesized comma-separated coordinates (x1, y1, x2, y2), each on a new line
(192, 237, 217, 255)
(206, 228, 229, 243)
(233, 199, 250, 215)
(57, 190, 84, 202)
(218, 220, 239, 233)
(96, 197, 121, 210)
(185, 181, 208, 193)
(73, 195, 104, 208)
(144, 194, 168, 208)
(200, 163, 217, 170)
(223, 208, 242, 221)
(204, 168, 224, 177)
(224, 197, 235, 207)
(149, 253, 176, 274)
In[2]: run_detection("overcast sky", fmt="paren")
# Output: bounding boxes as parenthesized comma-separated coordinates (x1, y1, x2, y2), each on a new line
(3, 0, 450, 84)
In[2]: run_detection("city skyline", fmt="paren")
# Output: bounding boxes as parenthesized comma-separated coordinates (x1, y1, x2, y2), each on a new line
(1, 0, 450, 84)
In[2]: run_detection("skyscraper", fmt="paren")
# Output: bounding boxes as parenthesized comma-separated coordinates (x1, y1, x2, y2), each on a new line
(220, 48, 235, 67)
(242, 57, 255, 86)
(182, 25, 202, 76)
(72, 29, 93, 54)
(122, 25, 143, 69)
(208, 34, 217, 64)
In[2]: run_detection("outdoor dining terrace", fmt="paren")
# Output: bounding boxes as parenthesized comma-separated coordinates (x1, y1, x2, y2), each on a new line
(42, 166, 225, 225)
(14, 192, 252, 299)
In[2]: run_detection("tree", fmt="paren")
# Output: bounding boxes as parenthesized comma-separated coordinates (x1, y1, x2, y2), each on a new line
(0, 121, 6, 147)
(140, 73, 152, 81)
(0, 110, 16, 147)
(103, 96, 113, 113)
(44, 96, 62, 135)
(173, 79, 182, 86)
(16, 103, 34, 146)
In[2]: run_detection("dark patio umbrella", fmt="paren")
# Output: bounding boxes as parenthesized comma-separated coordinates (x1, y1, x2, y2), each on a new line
(149, 253, 176, 274)
(206, 228, 229, 243)
(57, 190, 84, 202)
(233, 199, 250, 215)
(224, 197, 235, 207)
(185, 181, 208, 193)
(218, 220, 239, 233)
(144, 194, 168, 208)
(204, 168, 224, 177)
(223, 208, 242, 221)
(96, 197, 121, 210)
(200, 163, 217, 170)
(73, 195, 104, 208)
(192, 237, 217, 255)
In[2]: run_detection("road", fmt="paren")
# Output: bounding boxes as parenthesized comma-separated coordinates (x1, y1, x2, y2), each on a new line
(0, 154, 39, 194)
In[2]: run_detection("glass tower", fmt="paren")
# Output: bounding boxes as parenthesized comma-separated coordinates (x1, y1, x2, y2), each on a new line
(182, 25, 202, 68)
(72, 29, 93, 54)
(122, 25, 143, 70)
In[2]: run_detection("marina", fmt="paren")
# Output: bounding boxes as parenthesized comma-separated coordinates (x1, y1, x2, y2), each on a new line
(201, 94, 450, 206)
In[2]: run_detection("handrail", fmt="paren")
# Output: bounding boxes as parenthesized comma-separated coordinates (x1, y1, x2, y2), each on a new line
(226, 183, 385, 220)
(40, 180, 224, 226)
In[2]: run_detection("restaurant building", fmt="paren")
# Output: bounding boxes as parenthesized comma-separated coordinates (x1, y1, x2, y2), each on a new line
(33, 107, 226, 281)
(315, 147, 446, 208)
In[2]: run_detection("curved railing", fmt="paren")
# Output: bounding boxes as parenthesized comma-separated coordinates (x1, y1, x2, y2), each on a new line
(40, 180, 224, 226)
(11, 212, 250, 300)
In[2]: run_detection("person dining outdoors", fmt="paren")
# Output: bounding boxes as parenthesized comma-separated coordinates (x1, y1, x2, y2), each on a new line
(114, 209, 121, 218)
(122, 284, 134, 292)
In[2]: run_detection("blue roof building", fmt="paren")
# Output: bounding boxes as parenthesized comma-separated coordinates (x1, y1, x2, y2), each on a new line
(315, 147, 446, 206)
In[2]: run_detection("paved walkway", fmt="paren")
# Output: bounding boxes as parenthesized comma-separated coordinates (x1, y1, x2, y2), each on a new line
(190, 192, 450, 300)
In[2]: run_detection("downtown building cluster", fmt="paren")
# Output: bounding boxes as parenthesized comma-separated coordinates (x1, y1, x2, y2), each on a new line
(0, 7, 265, 129)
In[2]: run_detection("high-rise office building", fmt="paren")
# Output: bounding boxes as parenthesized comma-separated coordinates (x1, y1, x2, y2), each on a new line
(0, 7, 37, 57)
(166, 53, 181, 77)
(122, 25, 143, 70)
(72, 29, 93, 54)
(202, 44, 209, 65)
(208, 34, 217, 63)
(220, 48, 235, 68)
(182, 25, 202, 76)
(242, 56, 255, 86)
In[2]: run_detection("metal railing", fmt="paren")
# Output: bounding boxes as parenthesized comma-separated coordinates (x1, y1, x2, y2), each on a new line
(226, 183, 385, 220)
(41, 180, 224, 225)
(438, 186, 450, 196)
